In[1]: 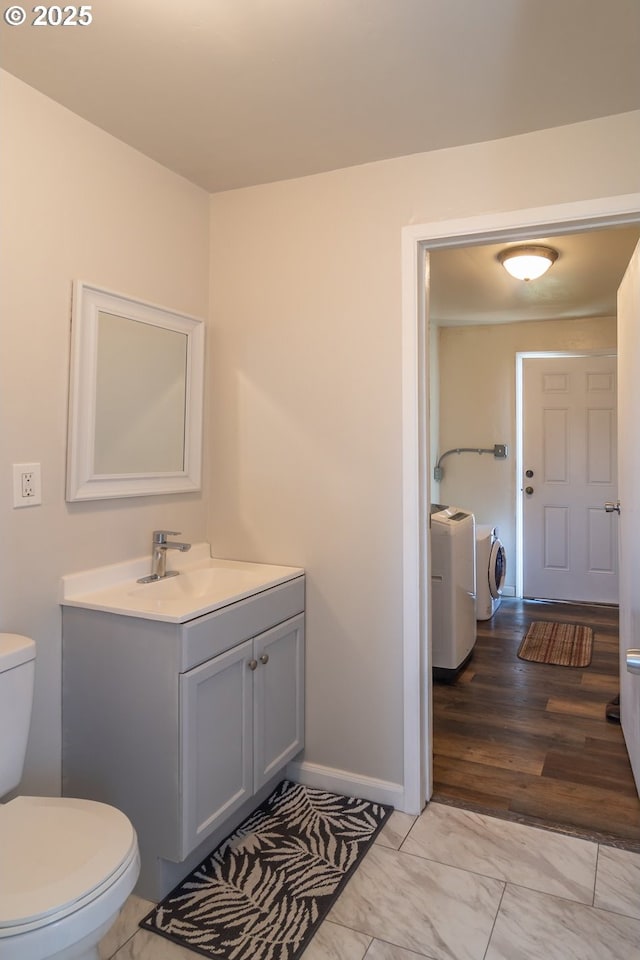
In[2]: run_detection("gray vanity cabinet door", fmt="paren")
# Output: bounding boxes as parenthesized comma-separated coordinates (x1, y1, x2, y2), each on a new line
(253, 614, 305, 790)
(179, 638, 254, 859)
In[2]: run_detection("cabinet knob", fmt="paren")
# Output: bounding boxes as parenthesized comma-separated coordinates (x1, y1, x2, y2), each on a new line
(248, 659, 258, 671)
(259, 654, 269, 665)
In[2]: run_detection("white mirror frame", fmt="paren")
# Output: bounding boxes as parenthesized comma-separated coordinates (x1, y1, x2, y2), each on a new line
(66, 281, 205, 501)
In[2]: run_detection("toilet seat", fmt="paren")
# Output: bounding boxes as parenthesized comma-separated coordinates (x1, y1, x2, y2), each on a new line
(0, 796, 138, 936)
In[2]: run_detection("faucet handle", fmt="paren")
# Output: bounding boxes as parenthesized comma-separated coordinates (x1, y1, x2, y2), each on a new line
(152, 530, 180, 544)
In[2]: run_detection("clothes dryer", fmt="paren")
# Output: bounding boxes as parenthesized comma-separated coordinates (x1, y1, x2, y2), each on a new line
(475, 524, 506, 620)
(430, 505, 476, 681)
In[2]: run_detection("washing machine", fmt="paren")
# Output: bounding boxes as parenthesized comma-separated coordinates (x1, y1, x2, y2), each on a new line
(475, 524, 506, 620)
(430, 505, 476, 681)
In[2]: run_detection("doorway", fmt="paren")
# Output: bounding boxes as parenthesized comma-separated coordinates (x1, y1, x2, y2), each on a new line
(517, 352, 619, 603)
(400, 194, 640, 816)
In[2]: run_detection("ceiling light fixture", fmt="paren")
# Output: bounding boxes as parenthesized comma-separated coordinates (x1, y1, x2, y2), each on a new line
(498, 244, 558, 281)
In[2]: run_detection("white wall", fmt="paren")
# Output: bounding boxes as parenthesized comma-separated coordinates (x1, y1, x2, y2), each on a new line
(0, 71, 210, 794)
(436, 316, 618, 592)
(208, 111, 640, 797)
(429, 321, 441, 507)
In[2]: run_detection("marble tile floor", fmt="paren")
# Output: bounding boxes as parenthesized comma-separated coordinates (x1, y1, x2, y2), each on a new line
(100, 802, 640, 960)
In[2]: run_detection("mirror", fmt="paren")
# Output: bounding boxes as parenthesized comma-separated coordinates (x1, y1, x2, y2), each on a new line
(66, 282, 205, 501)
(94, 312, 188, 474)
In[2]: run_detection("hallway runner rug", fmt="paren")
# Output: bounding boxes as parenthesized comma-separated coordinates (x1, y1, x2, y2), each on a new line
(517, 621, 593, 667)
(140, 779, 393, 960)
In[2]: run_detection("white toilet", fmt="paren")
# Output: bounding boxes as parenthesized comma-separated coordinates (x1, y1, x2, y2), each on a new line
(0, 634, 140, 960)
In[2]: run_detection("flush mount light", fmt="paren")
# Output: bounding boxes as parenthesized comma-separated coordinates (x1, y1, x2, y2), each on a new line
(498, 244, 558, 281)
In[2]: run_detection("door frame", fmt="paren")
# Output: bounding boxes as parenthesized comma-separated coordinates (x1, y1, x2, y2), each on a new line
(400, 193, 640, 815)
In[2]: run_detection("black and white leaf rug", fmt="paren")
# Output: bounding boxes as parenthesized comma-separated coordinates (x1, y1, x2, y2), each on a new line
(140, 779, 393, 959)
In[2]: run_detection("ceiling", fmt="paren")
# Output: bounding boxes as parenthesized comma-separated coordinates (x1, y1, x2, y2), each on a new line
(2, 0, 639, 323)
(2, 0, 639, 194)
(430, 226, 640, 326)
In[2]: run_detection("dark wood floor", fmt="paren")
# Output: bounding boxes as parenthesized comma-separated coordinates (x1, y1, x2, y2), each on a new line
(432, 598, 640, 849)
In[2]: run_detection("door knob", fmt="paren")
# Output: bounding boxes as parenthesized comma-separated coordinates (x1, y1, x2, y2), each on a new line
(604, 501, 621, 514)
(626, 650, 640, 675)
(525, 486, 534, 495)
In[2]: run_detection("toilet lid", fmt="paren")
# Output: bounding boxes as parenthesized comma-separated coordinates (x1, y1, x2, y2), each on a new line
(0, 796, 137, 929)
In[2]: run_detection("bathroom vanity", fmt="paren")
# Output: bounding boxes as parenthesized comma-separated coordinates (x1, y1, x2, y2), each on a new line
(61, 547, 305, 899)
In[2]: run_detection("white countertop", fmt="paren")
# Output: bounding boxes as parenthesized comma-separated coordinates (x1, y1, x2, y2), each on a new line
(61, 544, 304, 623)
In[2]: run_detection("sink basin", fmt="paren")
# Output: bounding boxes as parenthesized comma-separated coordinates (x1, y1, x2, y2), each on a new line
(61, 545, 304, 622)
(130, 565, 271, 601)
(123, 561, 299, 610)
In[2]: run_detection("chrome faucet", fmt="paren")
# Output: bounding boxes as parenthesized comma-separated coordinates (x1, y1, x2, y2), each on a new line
(138, 530, 191, 583)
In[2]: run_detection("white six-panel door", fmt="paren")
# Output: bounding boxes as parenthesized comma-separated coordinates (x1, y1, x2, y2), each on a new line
(617, 240, 640, 796)
(522, 355, 618, 602)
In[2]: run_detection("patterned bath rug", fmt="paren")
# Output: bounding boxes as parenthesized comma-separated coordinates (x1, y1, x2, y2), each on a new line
(517, 621, 593, 667)
(140, 779, 393, 960)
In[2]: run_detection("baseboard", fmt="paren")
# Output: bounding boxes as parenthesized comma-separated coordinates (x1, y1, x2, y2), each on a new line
(286, 759, 405, 811)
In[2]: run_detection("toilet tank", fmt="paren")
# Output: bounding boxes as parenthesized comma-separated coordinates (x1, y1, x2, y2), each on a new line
(0, 633, 35, 797)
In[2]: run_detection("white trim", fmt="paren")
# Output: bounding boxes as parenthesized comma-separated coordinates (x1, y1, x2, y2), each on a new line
(287, 760, 403, 810)
(401, 194, 640, 251)
(400, 192, 640, 816)
(401, 231, 428, 815)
